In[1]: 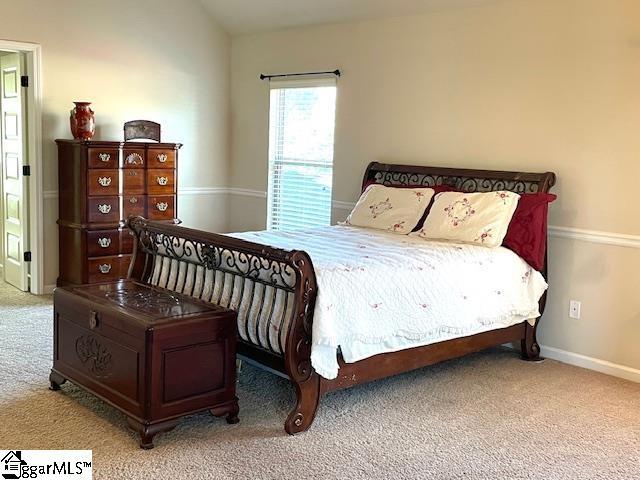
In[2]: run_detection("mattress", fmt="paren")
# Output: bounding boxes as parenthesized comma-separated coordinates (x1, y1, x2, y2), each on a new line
(231, 225, 548, 380)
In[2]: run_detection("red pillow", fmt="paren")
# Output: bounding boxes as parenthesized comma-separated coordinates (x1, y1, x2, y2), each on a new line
(502, 193, 557, 271)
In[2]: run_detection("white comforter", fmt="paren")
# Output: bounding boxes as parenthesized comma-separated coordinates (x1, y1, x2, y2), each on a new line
(233, 226, 547, 380)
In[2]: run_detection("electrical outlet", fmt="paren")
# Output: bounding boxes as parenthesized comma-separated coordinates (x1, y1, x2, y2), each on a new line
(569, 300, 581, 319)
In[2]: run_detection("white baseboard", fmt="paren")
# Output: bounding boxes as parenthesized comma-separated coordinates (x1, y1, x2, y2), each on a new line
(32, 282, 640, 384)
(540, 345, 640, 383)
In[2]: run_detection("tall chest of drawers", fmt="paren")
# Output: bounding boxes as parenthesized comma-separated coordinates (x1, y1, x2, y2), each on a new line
(55, 140, 182, 286)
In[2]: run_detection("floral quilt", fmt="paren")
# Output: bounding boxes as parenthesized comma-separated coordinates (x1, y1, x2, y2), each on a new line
(232, 225, 547, 380)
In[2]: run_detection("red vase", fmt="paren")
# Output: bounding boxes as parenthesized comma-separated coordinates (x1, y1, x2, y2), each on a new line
(70, 102, 95, 140)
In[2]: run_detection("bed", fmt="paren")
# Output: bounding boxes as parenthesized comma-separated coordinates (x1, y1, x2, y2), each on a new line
(127, 162, 556, 434)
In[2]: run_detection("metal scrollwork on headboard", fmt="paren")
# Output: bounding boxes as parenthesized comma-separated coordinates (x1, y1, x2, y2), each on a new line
(372, 171, 538, 193)
(364, 162, 556, 194)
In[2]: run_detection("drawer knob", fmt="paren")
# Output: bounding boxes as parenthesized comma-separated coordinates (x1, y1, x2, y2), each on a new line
(129, 196, 138, 204)
(126, 153, 143, 166)
(98, 153, 110, 163)
(98, 176, 112, 187)
(97, 237, 111, 248)
(89, 311, 99, 329)
(156, 202, 169, 212)
(97, 204, 112, 214)
(156, 176, 169, 186)
(157, 153, 168, 163)
(98, 264, 112, 274)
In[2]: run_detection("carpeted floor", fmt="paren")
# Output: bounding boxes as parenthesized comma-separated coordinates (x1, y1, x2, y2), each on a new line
(0, 281, 639, 479)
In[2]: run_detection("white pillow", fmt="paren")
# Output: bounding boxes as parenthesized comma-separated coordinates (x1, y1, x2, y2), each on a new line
(344, 184, 435, 234)
(416, 191, 520, 247)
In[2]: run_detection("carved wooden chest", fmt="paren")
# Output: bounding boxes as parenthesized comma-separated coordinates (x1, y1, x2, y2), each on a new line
(55, 140, 181, 286)
(50, 280, 239, 449)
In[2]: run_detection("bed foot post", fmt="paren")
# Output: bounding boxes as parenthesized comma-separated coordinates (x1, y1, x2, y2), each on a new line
(285, 374, 322, 435)
(521, 320, 542, 362)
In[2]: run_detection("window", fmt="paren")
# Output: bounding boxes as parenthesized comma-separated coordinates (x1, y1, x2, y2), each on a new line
(267, 77, 337, 231)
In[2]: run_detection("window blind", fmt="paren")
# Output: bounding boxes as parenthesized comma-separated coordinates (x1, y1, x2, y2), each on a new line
(267, 77, 337, 231)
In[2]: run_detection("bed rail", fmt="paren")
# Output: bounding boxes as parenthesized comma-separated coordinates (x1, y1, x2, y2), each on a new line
(126, 216, 318, 425)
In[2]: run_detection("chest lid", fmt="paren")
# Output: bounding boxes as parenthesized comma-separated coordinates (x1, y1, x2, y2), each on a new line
(62, 280, 231, 325)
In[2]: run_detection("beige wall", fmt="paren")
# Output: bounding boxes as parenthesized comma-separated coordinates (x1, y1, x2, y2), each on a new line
(229, 0, 640, 370)
(0, 0, 230, 287)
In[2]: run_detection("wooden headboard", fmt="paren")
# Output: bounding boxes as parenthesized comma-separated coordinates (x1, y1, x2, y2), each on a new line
(362, 162, 556, 194)
(362, 161, 556, 280)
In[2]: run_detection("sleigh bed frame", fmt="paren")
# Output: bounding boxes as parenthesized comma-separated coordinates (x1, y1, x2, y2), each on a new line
(126, 162, 556, 435)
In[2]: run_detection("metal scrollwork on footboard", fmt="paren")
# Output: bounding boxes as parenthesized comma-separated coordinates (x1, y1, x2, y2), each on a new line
(126, 217, 317, 367)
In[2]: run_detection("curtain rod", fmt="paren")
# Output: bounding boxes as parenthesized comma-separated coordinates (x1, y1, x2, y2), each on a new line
(259, 69, 341, 80)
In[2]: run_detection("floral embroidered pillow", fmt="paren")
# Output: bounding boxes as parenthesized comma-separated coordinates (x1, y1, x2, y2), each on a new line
(416, 191, 520, 247)
(344, 184, 435, 234)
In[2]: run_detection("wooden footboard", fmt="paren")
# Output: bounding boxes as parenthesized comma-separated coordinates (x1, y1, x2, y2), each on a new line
(126, 216, 320, 433)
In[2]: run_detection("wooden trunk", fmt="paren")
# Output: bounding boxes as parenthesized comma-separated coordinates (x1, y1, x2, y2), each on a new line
(50, 280, 239, 449)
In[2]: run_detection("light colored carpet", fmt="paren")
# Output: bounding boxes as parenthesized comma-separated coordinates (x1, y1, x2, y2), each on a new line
(0, 281, 638, 480)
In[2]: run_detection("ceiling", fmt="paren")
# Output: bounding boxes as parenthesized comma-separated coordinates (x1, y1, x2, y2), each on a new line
(200, 0, 503, 35)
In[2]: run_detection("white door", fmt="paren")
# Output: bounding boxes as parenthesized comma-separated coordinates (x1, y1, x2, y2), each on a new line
(1, 52, 29, 291)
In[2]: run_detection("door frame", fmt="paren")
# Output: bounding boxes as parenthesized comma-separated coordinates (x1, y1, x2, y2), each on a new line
(0, 40, 43, 294)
